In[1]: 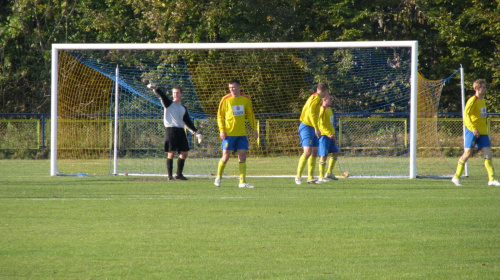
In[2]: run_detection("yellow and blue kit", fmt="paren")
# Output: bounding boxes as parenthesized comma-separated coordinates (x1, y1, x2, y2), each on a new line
(464, 95, 488, 135)
(318, 105, 335, 137)
(299, 93, 322, 130)
(217, 93, 257, 136)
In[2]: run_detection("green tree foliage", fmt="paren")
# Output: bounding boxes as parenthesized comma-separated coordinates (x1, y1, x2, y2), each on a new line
(1, 0, 83, 113)
(1, 0, 499, 113)
(420, 0, 500, 111)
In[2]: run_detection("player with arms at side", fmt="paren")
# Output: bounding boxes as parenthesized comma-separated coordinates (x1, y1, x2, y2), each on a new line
(148, 83, 202, 180)
(317, 94, 340, 182)
(295, 82, 330, 184)
(214, 79, 259, 188)
(452, 79, 500, 186)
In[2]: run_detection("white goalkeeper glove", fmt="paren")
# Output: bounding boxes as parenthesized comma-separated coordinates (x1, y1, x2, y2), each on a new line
(196, 133, 202, 144)
(147, 82, 157, 89)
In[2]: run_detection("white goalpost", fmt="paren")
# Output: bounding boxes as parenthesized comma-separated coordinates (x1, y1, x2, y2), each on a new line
(51, 41, 442, 178)
(113, 65, 119, 175)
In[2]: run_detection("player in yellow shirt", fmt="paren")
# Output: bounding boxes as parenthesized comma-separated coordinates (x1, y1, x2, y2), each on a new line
(452, 79, 500, 186)
(317, 94, 340, 183)
(295, 82, 330, 184)
(214, 79, 258, 188)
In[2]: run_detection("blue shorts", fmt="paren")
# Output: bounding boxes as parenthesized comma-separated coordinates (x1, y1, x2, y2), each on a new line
(318, 135, 339, 156)
(298, 122, 319, 148)
(221, 136, 249, 151)
(464, 129, 490, 149)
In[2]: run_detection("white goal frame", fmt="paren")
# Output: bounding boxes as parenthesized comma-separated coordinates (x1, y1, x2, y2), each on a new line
(51, 41, 419, 178)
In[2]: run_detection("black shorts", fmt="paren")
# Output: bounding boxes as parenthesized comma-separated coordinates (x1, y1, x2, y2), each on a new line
(164, 127, 190, 153)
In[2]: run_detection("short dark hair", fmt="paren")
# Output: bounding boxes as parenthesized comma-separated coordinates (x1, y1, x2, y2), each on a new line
(229, 79, 241, 86)
(317, 82, 329, 92)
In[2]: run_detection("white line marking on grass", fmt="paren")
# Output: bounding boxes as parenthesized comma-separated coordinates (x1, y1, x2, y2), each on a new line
(1, 195, 491, 201)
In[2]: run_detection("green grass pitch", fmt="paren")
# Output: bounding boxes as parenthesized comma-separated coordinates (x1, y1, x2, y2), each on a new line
(1, 159, 499, 279)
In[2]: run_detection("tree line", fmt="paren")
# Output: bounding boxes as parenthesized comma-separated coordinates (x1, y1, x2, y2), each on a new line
(1, 0, 499, 114)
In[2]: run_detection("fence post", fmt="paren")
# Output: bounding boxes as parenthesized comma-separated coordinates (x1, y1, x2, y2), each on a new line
(41, 114, 46, 149)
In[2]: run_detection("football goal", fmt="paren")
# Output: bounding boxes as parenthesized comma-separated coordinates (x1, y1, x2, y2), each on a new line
(50, 41, 456, 178)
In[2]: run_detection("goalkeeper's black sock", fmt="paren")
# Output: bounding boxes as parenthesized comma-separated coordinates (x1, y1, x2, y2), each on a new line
(177, 158, 185, 176)
(167, 158, 173, 177)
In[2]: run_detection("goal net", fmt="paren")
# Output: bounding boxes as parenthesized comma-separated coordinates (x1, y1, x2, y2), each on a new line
(50, 42, 454, 178)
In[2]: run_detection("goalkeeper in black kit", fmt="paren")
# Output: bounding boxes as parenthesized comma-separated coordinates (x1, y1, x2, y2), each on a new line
(148, 82, 202, 180)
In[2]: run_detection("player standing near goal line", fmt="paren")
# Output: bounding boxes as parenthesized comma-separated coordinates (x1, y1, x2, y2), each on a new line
(214, 79, 258, 188)
(451, 79, 500, 187)
(147, 83, 202, 181)
(295, 82, 330, 184)
(317, 94, 340, 182)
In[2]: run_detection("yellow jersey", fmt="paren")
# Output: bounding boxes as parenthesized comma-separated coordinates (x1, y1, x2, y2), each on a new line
(319, 106, 335, 136)
(299, 93, 322, 130)
(217, 93, 257, 136)
(464, 95, 488, 135)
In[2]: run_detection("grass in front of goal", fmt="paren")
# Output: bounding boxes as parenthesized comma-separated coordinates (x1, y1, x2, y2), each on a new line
(58, 155, 415, 177)
(1, 159, 499, 279)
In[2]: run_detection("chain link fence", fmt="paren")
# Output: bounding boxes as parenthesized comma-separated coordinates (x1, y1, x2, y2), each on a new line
(1, 113, 499, 159)
(0, 114, 49, 159)
(438, 117, 500, 157)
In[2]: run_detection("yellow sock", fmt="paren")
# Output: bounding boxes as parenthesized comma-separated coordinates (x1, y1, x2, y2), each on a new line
(239, 161, 246, 184)
(319, 160, 326, 179)
(454, 160, 465, 179)
(308, 156, 317, 181)
(297, 155, 307, 178)
(485, 159, 495, 181)
(327, 156, 338, 174)
(217, 160, 226, 178)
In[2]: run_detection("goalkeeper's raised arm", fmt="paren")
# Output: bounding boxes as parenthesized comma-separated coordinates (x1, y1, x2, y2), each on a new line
(148, 82, 173, 108)
(147, 83, 201, 181)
